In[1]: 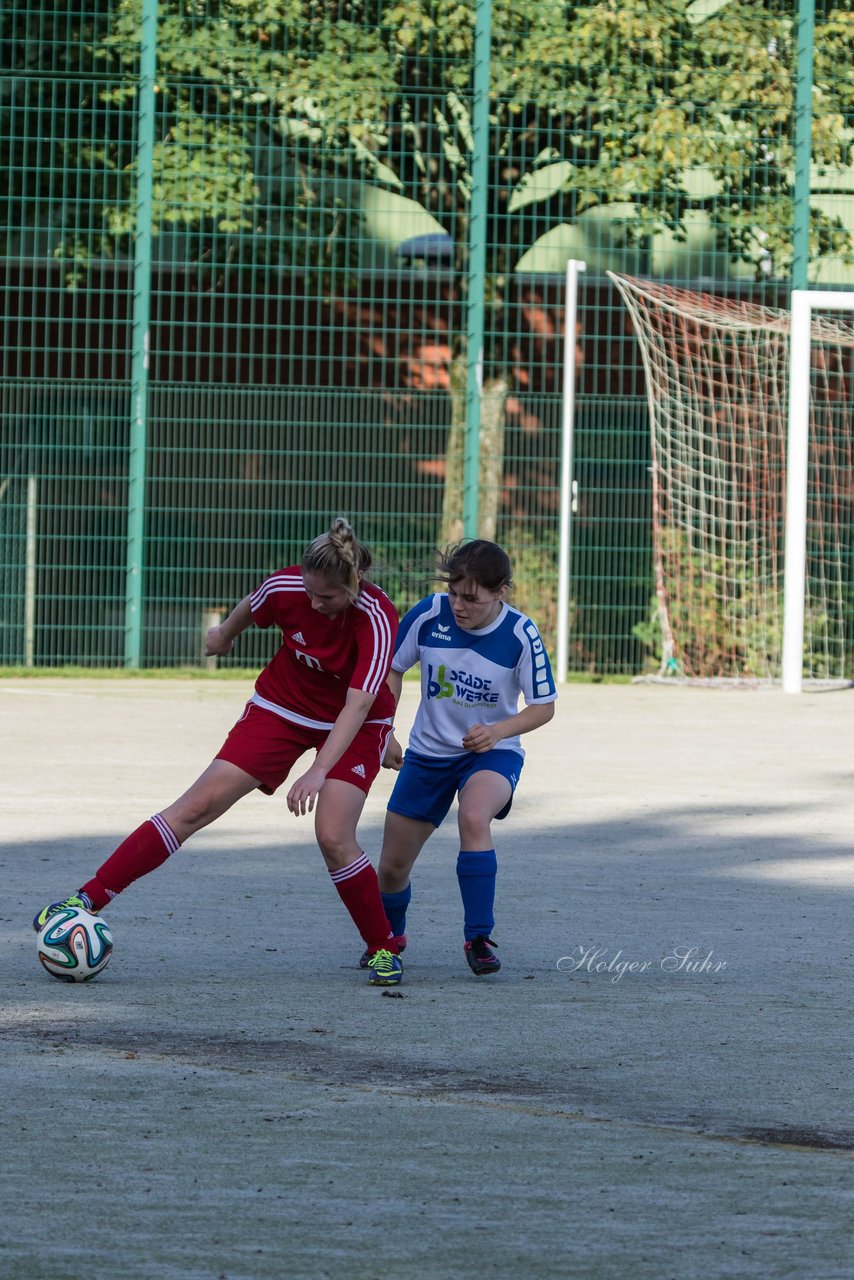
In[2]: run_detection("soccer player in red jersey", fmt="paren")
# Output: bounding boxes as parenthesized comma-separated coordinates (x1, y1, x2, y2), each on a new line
(34, 518, 404, 985)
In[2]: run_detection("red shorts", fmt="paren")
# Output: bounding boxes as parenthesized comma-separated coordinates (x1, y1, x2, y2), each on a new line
(215, 702, 392, 796)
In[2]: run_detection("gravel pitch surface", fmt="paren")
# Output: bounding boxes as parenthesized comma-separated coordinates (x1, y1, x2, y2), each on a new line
(2, 677, 852, 1279)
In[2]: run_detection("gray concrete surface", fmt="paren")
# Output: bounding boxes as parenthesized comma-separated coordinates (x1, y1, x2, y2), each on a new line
(1, 677, 852, 1280)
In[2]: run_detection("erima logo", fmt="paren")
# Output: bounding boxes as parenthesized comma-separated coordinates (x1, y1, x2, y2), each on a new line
(438, 624, 450, 632)
(431, 628, 453, 642)
(291, 631, 306, 644)
(351, 763, 366, 778)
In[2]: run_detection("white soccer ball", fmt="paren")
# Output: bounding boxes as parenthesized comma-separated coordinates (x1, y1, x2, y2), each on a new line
(36, 907, 113, 982)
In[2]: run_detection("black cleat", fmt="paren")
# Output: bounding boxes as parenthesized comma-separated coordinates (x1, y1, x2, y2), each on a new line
(464, 935, 501, 976)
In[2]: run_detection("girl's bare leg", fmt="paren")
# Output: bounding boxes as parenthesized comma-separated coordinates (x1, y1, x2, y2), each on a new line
(314, 779, 396, 956)
(160, 759, 261, 843)
(456, 770, 512, 849)
(312, 778, 368, 871)
(377, 810, 435, 893)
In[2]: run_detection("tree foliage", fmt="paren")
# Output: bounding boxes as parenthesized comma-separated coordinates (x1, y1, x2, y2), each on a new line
(2, 0, 852, 280)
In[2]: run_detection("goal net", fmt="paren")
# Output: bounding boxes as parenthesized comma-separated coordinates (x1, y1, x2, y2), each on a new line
(608, 272, 854, 683)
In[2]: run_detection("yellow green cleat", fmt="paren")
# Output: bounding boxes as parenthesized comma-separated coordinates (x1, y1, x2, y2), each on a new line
(33, 893, 94, 934)
(366, 949, 403, 986)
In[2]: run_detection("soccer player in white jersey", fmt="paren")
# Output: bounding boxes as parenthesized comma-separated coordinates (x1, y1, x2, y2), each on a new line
(34, 518, 404, 986)
(366, 539, 556, 976)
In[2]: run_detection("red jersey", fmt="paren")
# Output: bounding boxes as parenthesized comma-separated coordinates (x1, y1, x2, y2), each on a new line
(248, 569, 398, 730)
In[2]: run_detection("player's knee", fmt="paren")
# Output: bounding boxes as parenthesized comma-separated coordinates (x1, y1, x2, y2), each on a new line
(315, 828, 354, 869)
(458, 809, 493, 849)
(378, 849, 413, 889)
(166, 794, 219, 835)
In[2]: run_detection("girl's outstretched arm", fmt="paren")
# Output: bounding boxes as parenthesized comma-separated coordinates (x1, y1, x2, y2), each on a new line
(205, 595, 254, 657)
(381, 668, 405, 770)
(461, 701, 555, 754)
(286, 686, 378, 815)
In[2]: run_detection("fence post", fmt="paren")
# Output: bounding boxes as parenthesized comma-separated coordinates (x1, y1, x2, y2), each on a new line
(462, 0, 493, 539)
(24, 475, 37, 667)
(124, 0, 158, 668)
(791, 0, 815, 291)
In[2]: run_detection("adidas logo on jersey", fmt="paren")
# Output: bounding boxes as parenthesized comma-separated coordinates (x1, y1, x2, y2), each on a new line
(351, 763, 366, 778)
(291, 631, 306, 644)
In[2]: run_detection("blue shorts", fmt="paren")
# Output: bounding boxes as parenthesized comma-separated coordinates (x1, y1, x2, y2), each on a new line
(387, 748, 523, 828)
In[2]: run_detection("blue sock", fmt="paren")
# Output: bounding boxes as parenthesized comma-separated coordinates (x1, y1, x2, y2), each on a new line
(381, 885, 411, 937)
(456, 849, 497, 941)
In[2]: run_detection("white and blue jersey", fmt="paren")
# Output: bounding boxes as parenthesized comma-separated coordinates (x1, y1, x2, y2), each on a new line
(392, 594, 557, 760)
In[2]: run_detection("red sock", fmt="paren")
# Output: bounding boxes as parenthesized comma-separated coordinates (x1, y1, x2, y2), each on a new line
(329, 853, 397, 955)
(79, 815, 181, 910)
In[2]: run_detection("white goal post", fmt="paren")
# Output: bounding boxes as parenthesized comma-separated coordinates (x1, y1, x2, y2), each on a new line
(783, 290, 854, 693)
(557, 258, 586, 684)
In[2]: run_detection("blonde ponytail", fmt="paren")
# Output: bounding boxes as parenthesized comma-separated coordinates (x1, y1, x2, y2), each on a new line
(301, 517, 372, 598)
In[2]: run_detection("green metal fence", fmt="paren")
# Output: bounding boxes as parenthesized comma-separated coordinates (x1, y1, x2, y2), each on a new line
(2, 1, 852, 673)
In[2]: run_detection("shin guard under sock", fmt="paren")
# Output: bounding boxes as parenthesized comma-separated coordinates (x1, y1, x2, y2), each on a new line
(380, 885, 411, 938)
(79, 814, 181, 911)
(329, 853, 396, 954)
(456, 848, 497, 941)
